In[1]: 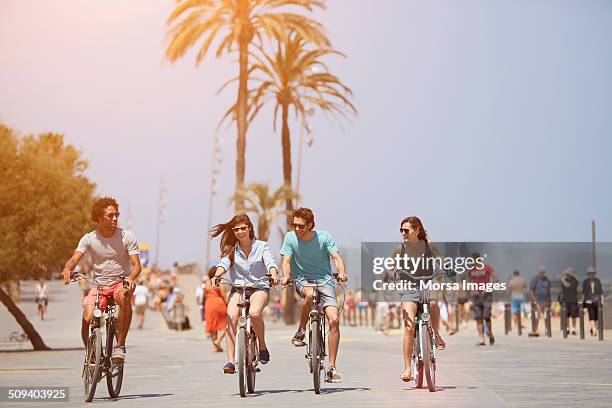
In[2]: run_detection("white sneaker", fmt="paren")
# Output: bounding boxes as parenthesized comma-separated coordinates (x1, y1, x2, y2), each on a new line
(325, 367, 342, 383)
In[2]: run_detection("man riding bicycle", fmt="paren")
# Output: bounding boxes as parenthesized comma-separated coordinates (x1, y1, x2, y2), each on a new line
(62, 197, 142, 362)
(280, 207, 348, 383)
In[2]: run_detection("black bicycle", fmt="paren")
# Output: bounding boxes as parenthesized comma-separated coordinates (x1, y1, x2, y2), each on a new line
(411, 290, 437, 392)
(293, 273, 345, 394)
(70, 272, 127, 402)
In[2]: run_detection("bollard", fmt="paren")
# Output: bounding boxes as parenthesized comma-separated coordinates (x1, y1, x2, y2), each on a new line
(504, 303, 511, 335)
(561, 302, 568, 339)
(516, 310, 523, 336)
(455, 302, 460, 332)
(545, 306, 552, 337)
(579, 302, 585, 339)
(598, 300, 604, 341)
(529, 302, 539, 337)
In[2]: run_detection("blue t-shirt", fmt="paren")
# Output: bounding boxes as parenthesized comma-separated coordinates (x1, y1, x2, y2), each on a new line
(280, 230, 339, 281)
(530, 276, 551, 303)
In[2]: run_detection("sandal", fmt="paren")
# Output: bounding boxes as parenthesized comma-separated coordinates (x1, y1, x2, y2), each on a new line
(434, 333, 446, 350)
(400, 371, 414, 382)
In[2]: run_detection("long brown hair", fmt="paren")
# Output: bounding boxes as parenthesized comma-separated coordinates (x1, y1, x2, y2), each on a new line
(400, 216, 428, 241)
(210, 214, 255, 267)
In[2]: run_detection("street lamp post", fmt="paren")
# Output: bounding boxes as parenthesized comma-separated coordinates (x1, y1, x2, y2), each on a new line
(205, 134, 223, 269)
(154, 178, 167, 267)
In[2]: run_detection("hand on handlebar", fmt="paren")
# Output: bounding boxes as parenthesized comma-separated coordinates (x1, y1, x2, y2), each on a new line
(334, 272, 348, 283)
(62, 269, 72, 285)
(280, 276, 292, 286)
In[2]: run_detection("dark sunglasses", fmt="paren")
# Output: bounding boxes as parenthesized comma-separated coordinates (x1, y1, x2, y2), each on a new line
(232, 226, 248, 232)
(400, 228, 410, 234)
(105, 212, 120, 220)
(292, 223, 307, 231)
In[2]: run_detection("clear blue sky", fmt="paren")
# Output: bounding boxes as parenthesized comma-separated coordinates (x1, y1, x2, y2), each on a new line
(1, 0, 611, 270)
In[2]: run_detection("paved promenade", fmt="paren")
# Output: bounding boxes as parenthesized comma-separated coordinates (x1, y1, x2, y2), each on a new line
(1, 280, 611, 407)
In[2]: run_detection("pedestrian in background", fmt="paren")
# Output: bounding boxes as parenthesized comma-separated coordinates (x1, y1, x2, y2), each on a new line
(195, 276, 207, 332)
(508, 270, 527, 328)
(204, 266, 227, 352)
(133, 279, 148, 329)
(582, 266, 603, 337)
(529, 266, 551, 336)
(560, 267, 579, 335)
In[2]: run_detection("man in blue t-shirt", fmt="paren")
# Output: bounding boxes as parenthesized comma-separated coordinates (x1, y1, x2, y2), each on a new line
(529, 266, 551, 336)
(280, 207, 348, 383)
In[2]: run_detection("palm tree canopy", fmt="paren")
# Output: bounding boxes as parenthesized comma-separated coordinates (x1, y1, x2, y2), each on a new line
(229, 182, 298, 218)
(165, 0, 329, 65)
(220, 29, 356, 130)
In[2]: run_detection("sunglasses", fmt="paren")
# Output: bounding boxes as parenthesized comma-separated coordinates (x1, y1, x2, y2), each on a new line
(105, 212, 120, 220)
(232, 226, 248, 232)
(400, 228, 411, 234)
(293, 223, 307, 231)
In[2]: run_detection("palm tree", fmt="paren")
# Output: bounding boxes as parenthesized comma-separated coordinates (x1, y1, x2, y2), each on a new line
(229, 182, 298, 240)
(242, 29, 356, 226)
(165, 0, 329, 211)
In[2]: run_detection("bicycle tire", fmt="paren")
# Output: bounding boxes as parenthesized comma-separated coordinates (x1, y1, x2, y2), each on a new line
(423, 326, 436, 392)
(311, 319, 322, 394)
(237, 327, 247, 397)
(246, 330, 257, 394)
(84, 328, 102, 402)
(106, 324, 124, 398)
(413, 329, 424, 388)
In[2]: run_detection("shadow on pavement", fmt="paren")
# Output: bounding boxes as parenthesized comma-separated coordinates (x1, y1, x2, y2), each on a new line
(248, 387, 370, 396)
(402, 385, 478, 392)
(94, 393, 174, 402)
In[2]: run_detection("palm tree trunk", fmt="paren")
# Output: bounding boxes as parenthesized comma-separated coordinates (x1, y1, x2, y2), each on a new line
(280, 101, 296, 324)
(234, 28, 249, 212)
(281, 101, 293, 228)
(0, 286, 50, 350)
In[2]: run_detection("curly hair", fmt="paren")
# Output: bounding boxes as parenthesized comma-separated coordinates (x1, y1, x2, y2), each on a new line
(91, 196, 119, 223)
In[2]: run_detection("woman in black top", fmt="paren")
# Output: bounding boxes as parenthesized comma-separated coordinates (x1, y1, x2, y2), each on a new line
(582, 266, 603, 336)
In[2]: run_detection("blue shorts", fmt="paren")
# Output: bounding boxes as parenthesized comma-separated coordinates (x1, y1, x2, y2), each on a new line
(511, 299, 524, 314)
(295, 279, 338, 310)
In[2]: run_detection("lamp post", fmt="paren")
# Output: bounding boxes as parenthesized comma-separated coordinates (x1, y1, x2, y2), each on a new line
(154, 178, 166, 267)
(205, 134, 223, 268)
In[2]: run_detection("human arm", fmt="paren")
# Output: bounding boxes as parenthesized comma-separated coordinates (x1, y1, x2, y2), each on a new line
(330, 251, 347, 282)
(62, 251, 85, 284)
(126, 254, 142, 292)
(261, 241, 279, 285)
(281, 255, 292, 285)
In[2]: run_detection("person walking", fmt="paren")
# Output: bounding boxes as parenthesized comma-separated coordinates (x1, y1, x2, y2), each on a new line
(529, 266, 551, 336)
(205, 267, 227, 352)
(468, 252, 498, 346)
(560, 267, 579, 335)
(133, 279, 148, 329)
(507, 270, 527, 329)
(582, 266, 603, 337)
(195, 277, 207, 332)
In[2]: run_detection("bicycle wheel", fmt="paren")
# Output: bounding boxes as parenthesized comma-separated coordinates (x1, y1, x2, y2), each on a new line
(413, 330, 424, 388)
(84, 328, 102, 402)
(106, 324, 124, 398)
(422, 326, 436, 392)
(237, 327, 247, 397)
(310, 319, 322, 394)
(246, 330, 257, 394)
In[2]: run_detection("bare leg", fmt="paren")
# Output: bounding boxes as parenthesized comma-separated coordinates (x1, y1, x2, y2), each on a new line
(225, 292, 240, 363)
(429, 301, 445, 347)
(81, 304, 94, 347)
(248, 290, 270, 350)
(298, 287, 314, 332)
(401, 302, 417, 379)
(325, 306, 340, 367)
(476, 320, 485, 344)
(115, 288, 132, 347)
